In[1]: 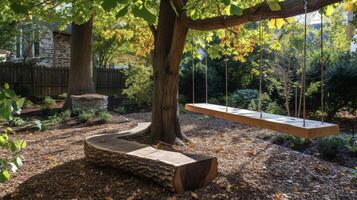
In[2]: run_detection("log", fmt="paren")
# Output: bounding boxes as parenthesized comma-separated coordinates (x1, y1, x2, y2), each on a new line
(84, 133, 217, 192)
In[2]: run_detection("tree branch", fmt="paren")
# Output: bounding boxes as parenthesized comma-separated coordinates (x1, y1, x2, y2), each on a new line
(182, 0, 342, 31)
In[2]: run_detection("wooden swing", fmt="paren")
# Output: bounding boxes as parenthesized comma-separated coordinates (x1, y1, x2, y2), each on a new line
(185, 1, 339, 138)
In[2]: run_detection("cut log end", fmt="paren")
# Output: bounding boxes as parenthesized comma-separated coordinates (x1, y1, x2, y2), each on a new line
(84, 133, 217, 193)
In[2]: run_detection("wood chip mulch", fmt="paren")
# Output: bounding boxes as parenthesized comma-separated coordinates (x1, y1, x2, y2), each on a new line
(0, 112, 356, 200)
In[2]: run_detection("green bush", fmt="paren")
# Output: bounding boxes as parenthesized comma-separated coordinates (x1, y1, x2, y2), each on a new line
(0, 83, 24, 121)
(272, 135, 311, 151)
(38, 110, 72, 131)
(231, 89, 259, 108)
(0, 129, 26, 183)
(8, 117, 26, 127)
(245, 93, 285, 115)
(23, 99, 34, 108)
(114, 106, 126, 114)
(0, 83, 26, 183)
(98, 111, 112, 123)
(317, 136, 346, 159)
(345, 140, 357, 156)
(78, 110, 95, 122)
(42, 96, 56, 109)
(122, 65, 152, 106)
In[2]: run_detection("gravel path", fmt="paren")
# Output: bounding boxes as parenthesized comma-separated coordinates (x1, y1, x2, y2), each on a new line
(0, 112, 356, 200)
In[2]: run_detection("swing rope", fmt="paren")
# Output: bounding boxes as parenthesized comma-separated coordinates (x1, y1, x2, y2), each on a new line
(320, 11, 325, 123)
(259, 21, 264, 119)
(192, 57, 195, 105)
(225, 58, 228, 112)
(205, 48, 208, 104)
(302, 0, 308, 127)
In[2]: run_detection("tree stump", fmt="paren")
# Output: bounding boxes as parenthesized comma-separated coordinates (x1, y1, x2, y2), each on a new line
(84, 133, 218, 192)
(71, 93, 108, 112)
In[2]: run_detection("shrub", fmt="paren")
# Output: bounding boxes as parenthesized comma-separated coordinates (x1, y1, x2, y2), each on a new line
(246, 93, 285, 115)
(272, 135, 311, 151)
(231, 89, 259, 108)
(8, 117, 26, 127)
(114, 106, 126, 114)
(58, 93, 67, 99)
(38, 110, 71, 131)
(317, 136, 346, 159)
(0, 83, 24, 121)
(23, 99, 34, 108)
(122, 65, 152, 106)
(0, 83, 26, 183)
(0, 129, 26, 183)
(42, 96, 56, 109)
(345, 140, 357, 156)
(98, 111, 112, 123)
(78, 110, 95, 122)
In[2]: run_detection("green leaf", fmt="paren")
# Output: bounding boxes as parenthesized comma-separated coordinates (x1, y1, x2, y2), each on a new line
(0, 135, 7, 147)
(15, 157, 23, 167)
(20, 140, 27, 149)
(132, 5, 156, 24)
(0, 100, 12, 120)
(230, 4, 243, 16)
(3, 83, 9, 90)
(9, 2, 28, 14)
(0, 170, 11, 183)
(116, 6, 129, 18)
(223, 0, 231, 6)
(267, 0, 281, 12)
(9, 162, 18, 173)
(102, 0, 119, 11)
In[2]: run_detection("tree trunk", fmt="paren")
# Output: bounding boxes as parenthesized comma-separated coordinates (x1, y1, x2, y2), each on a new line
(68, 18, 95, 96)
(150, 0, 188, 144)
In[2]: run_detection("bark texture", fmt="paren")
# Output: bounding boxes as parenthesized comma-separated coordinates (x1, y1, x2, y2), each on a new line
(68, 18, 95, 95)
(84, 134, 217, 193)
(182, 0, 342, 30)
(150, 0, 188, 143)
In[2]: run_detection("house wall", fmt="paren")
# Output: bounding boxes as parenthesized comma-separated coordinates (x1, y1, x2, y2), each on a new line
(53, 32, 71, 68)
(7, 25, 54, 67)
(36, 30, 54, 67)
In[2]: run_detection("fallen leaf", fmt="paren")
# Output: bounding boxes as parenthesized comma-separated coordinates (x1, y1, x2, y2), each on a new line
(191, 192, 198, 199)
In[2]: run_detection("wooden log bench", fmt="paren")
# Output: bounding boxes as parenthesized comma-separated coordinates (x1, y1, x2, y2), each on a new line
(84, 124, 218, 193)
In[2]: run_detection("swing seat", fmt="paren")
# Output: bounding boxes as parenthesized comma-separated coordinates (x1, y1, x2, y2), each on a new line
(185, 103, 339, 138)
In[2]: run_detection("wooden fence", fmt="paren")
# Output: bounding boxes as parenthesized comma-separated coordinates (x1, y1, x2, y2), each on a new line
(0, 62, 126, 97)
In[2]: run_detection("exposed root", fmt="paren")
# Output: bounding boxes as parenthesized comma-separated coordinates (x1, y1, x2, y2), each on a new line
(180, 133, 196, 144)
(175, 137, 186, 146)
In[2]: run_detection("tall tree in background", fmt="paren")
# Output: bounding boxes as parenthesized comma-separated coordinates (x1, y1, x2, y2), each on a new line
(68, 18, 95, 96)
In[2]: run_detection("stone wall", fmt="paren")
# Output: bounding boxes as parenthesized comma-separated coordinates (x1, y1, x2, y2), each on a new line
(53, 32, 71, 68)
(36, 29, 54, 67)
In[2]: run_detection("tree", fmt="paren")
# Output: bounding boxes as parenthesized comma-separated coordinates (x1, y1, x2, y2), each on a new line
(148, 0, 342, 144)
(4, 0, 345, 144)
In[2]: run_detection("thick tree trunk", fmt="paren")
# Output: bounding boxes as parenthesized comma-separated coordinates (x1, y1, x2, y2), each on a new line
(150, 0, 188, 144)
(68, 18, 95, 96)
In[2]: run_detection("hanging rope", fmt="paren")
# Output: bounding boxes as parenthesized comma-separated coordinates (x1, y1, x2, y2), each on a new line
(225, 58, 228, 112)
(302, 0, 308, 127)
(192, 57, 195, 105)
(259, 21, 264, 119)
(205, 49, 208, 104)
(320, 12, 325, 123)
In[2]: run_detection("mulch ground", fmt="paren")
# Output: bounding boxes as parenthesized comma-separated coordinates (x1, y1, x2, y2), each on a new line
(0, 112, 356, 200)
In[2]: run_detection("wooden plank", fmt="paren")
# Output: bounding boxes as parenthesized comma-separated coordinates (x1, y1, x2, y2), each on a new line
(185, 103, 339, 138)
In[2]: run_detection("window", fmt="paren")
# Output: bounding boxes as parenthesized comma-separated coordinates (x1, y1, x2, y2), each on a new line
(16, 35, 21, 58)
(15, 26, 41, 59)
(33, 29, 40, 57)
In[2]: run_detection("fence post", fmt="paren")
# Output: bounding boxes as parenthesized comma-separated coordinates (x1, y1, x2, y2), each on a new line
(32, 65, 36, 96)
(93, 67, 98, 90)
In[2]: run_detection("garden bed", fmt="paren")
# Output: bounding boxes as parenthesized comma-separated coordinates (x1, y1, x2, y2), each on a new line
(0, 112, 356, 199)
